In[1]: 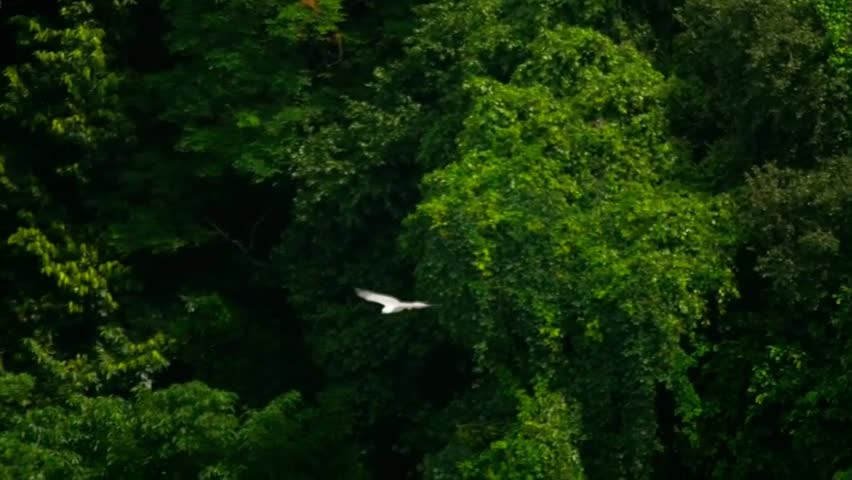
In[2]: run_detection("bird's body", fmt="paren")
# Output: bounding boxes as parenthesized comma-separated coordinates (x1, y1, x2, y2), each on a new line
(354, 288, 433, 314)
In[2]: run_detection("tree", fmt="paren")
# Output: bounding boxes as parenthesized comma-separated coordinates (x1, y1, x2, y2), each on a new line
(0, 326, 366, 479)
(1, 0, 136, 369)
(403, 24, 737, 479)
(672, 0, 852, 182)
(424, 380, 585, 480)
(682, 157, 852, 479)
(4, 0, 852, 477)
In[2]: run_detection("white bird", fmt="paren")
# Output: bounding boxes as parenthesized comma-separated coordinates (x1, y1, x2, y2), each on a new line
(354, 288, 433, 314)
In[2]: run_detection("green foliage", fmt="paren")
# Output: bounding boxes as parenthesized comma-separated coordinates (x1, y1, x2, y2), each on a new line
(8, 225, 127, 316)
(232, 388, 368, 480)
(3, 0, 852, 477)
(405, 24, 737, 479)
(2, 7, 130, 151)
(455, 382, 585, 480)
(673, 0, 852, 177)
(742, 157, 852, 310)
(0, 0, 136, 357)
(813, 0, 852, 73)
(684, 157, 852, 478)
(421, 380, 583, 480)
(152, 0, 345, 182)
(0, 327, 364, 479)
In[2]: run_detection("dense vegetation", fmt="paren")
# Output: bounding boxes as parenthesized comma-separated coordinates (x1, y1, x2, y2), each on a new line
(1, 0, 851, 478)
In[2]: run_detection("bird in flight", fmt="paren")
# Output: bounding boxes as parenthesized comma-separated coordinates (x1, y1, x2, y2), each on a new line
(354, 288, 433, 314)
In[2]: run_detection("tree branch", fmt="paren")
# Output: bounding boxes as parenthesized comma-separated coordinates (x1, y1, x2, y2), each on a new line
(247, 209, 271, 252)
(203, 217, 269, 268)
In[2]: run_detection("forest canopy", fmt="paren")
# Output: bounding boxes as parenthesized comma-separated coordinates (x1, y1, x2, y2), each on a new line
(1, 0, 851, 478)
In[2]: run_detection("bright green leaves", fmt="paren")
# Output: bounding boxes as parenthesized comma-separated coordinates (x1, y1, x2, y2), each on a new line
(0, 326, 364, 479)
(813, 0, 852, 73)
(0, 373, 35, 420)
(235, 110, 263, 129)
(0, 1, 133, 299)
(0, 379, 239, 479)
(452, 382, 585, 480)
(0, 324, 172, 480)
(577, 185, 738, 316)
(7, 226, 127, 316)
(0, 0, 134, 341)
(93, 327, 173, 387)
(21, 326, 172, 398)
(516, 24, 665, 110)
(409, 24, 734, 362)
(405, 24, 737, 478)
(132, 382, 241, 475)
(512, 25, 676, 186)
(2, 4, 129, 151)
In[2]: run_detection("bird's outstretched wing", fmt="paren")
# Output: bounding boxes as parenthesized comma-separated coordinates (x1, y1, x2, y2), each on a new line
(354, 288, 401, 307)
(401, 301, 432, 310)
